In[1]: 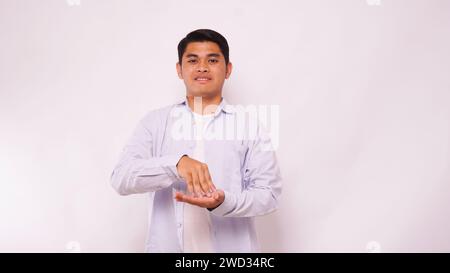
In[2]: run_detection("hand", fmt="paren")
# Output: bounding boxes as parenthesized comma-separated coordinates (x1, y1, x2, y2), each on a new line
(176, 155, 216, 197)
(174, 189, 225, 209)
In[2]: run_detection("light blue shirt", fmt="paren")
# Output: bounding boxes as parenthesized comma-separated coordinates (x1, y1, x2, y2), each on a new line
(110, 98, 282, 252)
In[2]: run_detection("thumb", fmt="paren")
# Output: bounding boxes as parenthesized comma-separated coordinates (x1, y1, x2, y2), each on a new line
(213, 191, 223, 201)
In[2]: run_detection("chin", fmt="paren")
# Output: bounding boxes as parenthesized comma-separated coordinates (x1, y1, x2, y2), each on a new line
(189, 89, 215, 97)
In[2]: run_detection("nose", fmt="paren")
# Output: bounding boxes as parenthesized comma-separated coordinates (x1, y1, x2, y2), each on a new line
(197, 60, 209, 73)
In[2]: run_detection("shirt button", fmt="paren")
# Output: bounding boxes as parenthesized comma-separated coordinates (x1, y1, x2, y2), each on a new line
(178, 223, 182, 228)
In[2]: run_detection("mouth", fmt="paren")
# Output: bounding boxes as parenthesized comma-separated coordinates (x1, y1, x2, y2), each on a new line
(194, 77, 211, 84)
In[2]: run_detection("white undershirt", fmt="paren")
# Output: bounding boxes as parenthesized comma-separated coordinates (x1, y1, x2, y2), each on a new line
(183, 112, 214, 253)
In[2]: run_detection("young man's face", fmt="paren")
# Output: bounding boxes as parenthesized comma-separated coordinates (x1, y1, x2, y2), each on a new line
(176, 41, 232, 98)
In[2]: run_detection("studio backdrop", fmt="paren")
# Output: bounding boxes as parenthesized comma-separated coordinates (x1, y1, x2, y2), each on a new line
(1, 0, 449, 252)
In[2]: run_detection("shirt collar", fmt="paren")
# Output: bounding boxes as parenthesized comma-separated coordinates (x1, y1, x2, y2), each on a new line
(176, 96, 235, 116)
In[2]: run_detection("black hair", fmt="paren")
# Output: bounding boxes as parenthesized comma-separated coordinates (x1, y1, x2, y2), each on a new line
(177, 29, 229, 65)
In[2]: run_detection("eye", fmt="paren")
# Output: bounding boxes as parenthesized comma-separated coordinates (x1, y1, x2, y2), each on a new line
(187, 59, 197, 63)
(209, 59, 218, 63)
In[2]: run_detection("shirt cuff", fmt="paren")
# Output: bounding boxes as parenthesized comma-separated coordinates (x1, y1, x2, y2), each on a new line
(209, 190, 236, 217)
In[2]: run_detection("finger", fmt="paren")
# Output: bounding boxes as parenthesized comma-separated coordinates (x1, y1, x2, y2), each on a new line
(203, 164, 216, 192)
(175, 192, 208, 207)
(185, 173, 194, 196)
(198, 165, 211, 197)
(191, 170, 204, 197)
(175, 192, 193, 203)
(174, 191, 183, 201)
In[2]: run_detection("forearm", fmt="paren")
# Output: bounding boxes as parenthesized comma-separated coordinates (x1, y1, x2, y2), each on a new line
(210, 179, 282, 217)
(110, 153, 184, 195)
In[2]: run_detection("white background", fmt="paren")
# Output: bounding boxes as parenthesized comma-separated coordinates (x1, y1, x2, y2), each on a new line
(1, 0, 449, 252)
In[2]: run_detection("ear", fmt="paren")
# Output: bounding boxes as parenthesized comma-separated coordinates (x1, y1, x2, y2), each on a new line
(225, 62, 233, 79)
(176, 62, 183, 79)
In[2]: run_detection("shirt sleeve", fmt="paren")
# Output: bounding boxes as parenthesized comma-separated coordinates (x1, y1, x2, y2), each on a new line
(210, 124, 282, 217)
(110, 112, 185, 195)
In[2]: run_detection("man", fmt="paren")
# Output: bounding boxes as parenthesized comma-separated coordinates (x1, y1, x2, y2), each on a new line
(110, 29, 282, 252)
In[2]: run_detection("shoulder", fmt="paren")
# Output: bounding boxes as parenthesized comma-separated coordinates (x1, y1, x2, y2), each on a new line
(142, 104, 175, 121)
(139, 103, 179, 131)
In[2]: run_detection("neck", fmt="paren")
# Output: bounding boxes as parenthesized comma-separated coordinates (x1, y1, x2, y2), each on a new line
(186, 94, 222, 115)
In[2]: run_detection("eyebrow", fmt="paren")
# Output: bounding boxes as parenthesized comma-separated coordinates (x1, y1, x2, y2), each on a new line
(185, 53, 221, 58)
